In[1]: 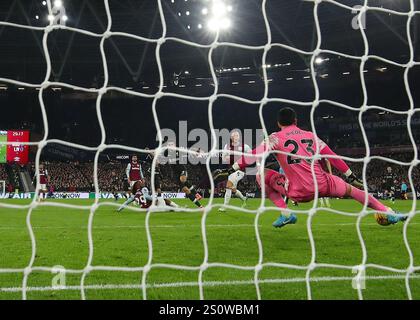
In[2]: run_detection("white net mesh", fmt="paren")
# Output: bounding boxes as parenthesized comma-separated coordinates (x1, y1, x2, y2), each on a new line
(0, 0, 419, 300)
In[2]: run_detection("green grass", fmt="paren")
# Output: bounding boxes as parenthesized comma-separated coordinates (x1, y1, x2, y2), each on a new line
(0, 198, 419, 300)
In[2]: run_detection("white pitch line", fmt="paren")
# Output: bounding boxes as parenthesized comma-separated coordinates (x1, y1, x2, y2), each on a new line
(0, 222, 419, 231)
(1, 274, 420, 293)
(0, 224, 256, 231)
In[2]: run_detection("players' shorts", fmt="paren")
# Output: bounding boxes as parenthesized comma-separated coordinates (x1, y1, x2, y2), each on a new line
(256, 169, 348, 203)
(130, 180, 141, 188)
(134, 193, 152, 209)
(39, 184, 47, 191)
(228, 170, 245, 188)
(180, 180, 194, 193)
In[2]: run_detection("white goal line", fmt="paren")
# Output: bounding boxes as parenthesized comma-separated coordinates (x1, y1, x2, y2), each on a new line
(2, 273, 420, 294)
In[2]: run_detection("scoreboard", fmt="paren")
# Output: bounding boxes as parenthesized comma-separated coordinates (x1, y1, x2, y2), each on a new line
(0, 130, 30, 165)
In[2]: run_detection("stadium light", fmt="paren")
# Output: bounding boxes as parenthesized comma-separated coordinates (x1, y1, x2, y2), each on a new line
(42, 1, 47, 5)
(54, 0, 63, 8)
(219, 18, 231, 29)
(208, 18, 219, 31)
(206, 1, 233, 32)
(212, 1, 228, 17)
(62, 15, 68, 22)
(208, 18, 231, 31)
(47, 14, 54, 21)
(315, 57, 324, 64)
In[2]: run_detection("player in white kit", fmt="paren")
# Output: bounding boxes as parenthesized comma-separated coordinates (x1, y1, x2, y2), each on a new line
(219, 130, 251, 212)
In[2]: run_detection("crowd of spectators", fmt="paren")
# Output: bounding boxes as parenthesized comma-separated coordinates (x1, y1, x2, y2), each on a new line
(18, 152, 420, 197)
(25, 160, 258, 194)
(332, 153, 420, 195)
(0, 164, 20, 192)
(0, 165, 8, 182)
(0, 165, 10, 192)
(94, 161, 126, 192)
(29, 161, 91, 192)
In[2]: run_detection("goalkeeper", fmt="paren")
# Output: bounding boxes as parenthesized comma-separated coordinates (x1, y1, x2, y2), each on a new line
(214, 107, 407, 228)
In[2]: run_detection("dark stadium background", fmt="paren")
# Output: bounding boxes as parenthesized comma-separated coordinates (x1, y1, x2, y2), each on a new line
(0, 0, 419, 194)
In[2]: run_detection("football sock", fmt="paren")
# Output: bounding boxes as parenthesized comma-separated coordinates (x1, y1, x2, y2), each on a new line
(235, 190, 246, 201)
(118, 195, 135, 212)
(187, 193, 202, 207)
(325, 197, 331, 208)
(224, 188, 232, 206)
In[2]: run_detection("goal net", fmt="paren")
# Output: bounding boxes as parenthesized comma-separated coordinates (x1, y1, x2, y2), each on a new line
(0, 0, 419, 300)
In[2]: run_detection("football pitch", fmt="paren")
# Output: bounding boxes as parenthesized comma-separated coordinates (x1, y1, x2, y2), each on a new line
(0, 198, 419, 300)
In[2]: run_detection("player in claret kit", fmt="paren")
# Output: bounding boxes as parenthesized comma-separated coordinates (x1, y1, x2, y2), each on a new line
(126, 155, 144, 188)
(219, 130, 250, 212)
(132, 180, 153, 210)
(34, 163, 49, 201)
(214, 107, 407, 228)
(117, 155, 144, 211)
(118, 180, 178, 213)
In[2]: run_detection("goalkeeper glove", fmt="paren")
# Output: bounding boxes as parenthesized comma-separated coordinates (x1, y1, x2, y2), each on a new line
(345, 173, 364, 189)
(212, 167, 236, 180)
